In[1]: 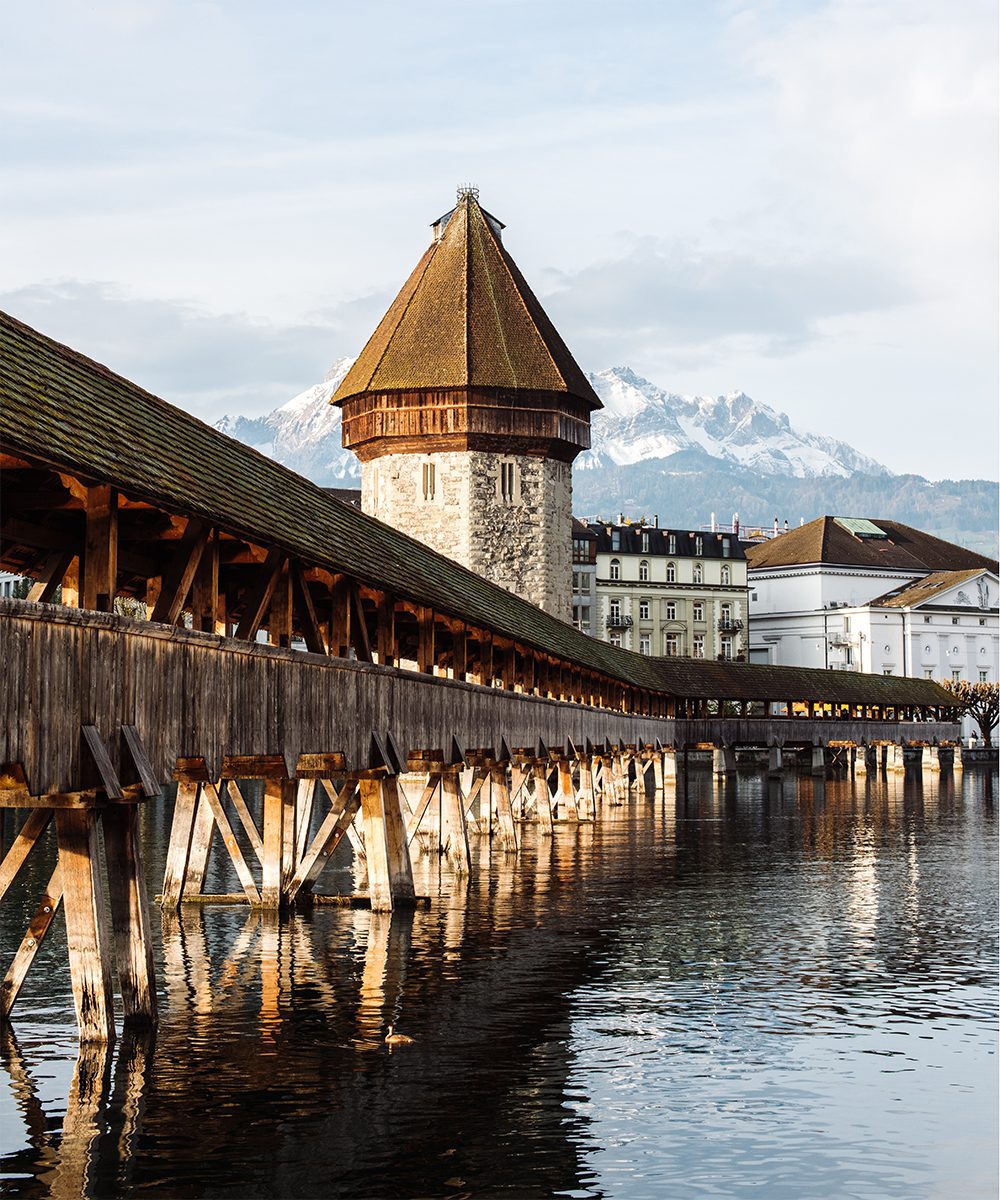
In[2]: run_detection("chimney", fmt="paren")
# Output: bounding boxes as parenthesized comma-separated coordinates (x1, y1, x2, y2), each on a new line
(710, 512, 717, 532)
(773, 516, 779, 535)
(654, 514, 659, 528)
(733, 512, 740, 537)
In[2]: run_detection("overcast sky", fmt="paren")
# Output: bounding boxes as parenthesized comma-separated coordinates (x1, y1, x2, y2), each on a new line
(1, 1, 996, 480)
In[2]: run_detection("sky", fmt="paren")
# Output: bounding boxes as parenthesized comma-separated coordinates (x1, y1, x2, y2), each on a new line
(1, 0, 996, 481)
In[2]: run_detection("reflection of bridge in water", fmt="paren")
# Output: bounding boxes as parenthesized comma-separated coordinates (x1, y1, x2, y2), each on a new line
(1, 772, 986, 1198)
(0, 309, 960, 1045)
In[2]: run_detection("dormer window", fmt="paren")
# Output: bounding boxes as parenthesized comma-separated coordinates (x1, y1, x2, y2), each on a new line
(695, 535, 704, 556)
(668, 534, 677, 555)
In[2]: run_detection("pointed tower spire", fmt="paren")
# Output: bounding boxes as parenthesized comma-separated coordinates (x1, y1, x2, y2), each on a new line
(332, 191, 599, 620)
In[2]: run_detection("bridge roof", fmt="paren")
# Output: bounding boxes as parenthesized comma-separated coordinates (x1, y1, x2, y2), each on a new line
(0, 309, 951, 710)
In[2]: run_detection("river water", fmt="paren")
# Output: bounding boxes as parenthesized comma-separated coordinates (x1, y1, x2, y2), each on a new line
(0, 768, 996, 1199)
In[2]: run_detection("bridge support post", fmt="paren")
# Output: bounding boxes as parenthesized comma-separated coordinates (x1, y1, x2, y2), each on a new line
(359, 774, 415, 911)
(576, 755, 596, 821)
(767, 746, 783, 777)
(556, 759, 579, 821)
(1, 753, 159, 1044)
(490, 767, 519, 851)
(663, 750, 676, 781)
(810, 746, 826, 776)
(886, 744, 904, 774)
(937, 746, 955, 774)
(438, 768, 471, 873)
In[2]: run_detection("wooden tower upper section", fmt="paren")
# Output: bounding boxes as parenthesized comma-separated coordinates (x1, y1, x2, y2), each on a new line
(331, 189, 601, 463)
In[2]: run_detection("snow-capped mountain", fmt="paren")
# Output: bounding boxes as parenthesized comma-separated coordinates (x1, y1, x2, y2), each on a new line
(212, 362, 995, 554)
(215, 362, 887, 484)
(214, 357, 360, 484)
(581, 368, 889, 479)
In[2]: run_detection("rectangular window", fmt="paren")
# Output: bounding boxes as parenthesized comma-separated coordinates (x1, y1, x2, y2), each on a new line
(924, 669, 933, 678)
(572, 572, 581, 592)
(720, 637, 733, 661)
(639, 601, 650, 620)
(668, 534, 677, 555)
(665, 601, 676, 620)
(610, 599, 621, 620)
(611, 530, 621, 551)
(722, 538, 731, 557)
(980, 670, 989, 683)
(924, 615, 931, 623)
(693, 602, 703, 622)
(692, 635, 705, 659)
(499, 460, 516, 502)
(952, 616, 960, 625)
(980, 618, 987, 626)
(639, 635, 651, 655)
(845, 648, 853, 665)
(695, 536, 703, 555)
(421, 462, 436, 501)
(952, 669, 961, 681)
(664, 634, 678, 657)
(844, 616, 850, 632)
(641, 532, 650, 553)
(609, 632, 621, 647)
(884, 669, 892, 675)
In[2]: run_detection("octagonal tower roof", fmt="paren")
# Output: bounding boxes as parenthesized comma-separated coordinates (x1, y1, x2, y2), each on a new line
(332, 191, 601, 411)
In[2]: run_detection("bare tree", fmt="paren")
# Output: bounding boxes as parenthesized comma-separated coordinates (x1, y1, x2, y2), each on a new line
(939, 679, 1000, 747)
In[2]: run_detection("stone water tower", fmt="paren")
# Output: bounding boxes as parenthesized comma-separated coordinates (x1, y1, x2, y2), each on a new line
(331, 188, 600, 621)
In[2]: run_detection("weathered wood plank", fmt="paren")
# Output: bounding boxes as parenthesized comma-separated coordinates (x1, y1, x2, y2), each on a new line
(0, 864, 62, 1018)
(0, 808, 52, 903)
(55, 809, 115, 1042)
(102, 805, 157, 1024)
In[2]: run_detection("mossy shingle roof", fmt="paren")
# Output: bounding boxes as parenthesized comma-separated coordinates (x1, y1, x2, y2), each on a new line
(0, 308, 951, 708)
(331, 195, 601, 409)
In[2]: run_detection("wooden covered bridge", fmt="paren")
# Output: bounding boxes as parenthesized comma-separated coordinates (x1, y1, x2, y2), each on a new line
(0, 310, 958, 1040)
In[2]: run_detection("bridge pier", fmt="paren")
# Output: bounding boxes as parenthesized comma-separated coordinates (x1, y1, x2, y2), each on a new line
(810, 746, 826, 776)
(767, 746, 783, 777)
(0, 752, 158, 1044)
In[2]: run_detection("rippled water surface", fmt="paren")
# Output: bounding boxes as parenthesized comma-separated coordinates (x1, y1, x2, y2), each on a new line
(0, 769, 996, 1198)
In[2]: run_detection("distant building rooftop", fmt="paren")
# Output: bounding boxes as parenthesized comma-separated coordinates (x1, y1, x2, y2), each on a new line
(745, 516, 998, 573)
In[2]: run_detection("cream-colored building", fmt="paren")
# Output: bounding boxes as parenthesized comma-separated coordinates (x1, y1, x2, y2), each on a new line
(589, 521, 749, 658)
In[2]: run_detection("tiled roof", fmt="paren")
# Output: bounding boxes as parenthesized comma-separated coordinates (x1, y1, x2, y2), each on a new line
(0, 309, 951, 708)
(869, 569, 996, 609)
(332, 195, 601, 410)
(745, 516, 997, 573)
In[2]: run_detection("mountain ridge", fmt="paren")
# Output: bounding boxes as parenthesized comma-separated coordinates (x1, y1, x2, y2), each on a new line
(213, 364, 998, 557)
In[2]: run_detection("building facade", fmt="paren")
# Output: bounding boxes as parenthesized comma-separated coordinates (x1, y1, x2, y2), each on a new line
(332, 190, 600, 622)
(571, 519, 597, 634)
(587, 521, 749, 658)
(747, 516, 999, 735)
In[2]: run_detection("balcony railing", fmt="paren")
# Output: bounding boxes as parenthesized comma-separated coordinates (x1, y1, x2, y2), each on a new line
(717, 618, 744, 632)
(606, 614, 634, 629)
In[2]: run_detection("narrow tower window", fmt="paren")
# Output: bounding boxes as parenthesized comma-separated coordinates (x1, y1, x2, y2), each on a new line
(422, 461, 436, 502)
(499, 460, 517, 503)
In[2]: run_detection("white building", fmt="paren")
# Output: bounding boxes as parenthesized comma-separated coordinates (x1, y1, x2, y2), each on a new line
(747, 516, 998, 736)
(589, 520, 749, 658)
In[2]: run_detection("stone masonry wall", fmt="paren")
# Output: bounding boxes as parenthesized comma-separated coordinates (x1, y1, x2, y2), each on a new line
(361, 451, 572, 622)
